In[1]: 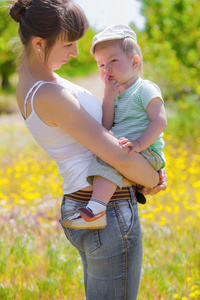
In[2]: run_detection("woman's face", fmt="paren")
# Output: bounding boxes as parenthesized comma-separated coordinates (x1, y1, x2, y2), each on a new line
(47, 39, 78, 71)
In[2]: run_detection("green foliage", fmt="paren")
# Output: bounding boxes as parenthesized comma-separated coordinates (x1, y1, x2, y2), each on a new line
(0, 1, 19, 89)
(165, 94, 200, 146)
(139, 0, 200, 100)
(1, 0, 200, 103)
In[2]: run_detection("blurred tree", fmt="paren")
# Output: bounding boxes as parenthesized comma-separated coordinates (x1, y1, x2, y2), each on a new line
(3, 0, 199, 100)
(0, 1, 19, 89)
(138, 0, 200, 100)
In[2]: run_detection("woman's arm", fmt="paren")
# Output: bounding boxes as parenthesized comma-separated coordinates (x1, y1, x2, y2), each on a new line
(34, 84, 159, 188)
(137, 168, 167, 195)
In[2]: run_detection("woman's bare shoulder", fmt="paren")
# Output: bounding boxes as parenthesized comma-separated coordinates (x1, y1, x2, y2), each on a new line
(35, 81, 74, 104)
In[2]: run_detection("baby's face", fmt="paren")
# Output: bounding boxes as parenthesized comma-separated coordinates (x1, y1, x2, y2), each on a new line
(94, 44, 138, 88)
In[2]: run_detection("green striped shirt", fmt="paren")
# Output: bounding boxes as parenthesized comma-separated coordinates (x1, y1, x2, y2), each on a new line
(112, 78, 166, 166)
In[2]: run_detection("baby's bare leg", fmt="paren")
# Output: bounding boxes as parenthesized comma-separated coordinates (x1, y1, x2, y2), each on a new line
(92, 176, 117, 204)
(85, 176, 117, 215)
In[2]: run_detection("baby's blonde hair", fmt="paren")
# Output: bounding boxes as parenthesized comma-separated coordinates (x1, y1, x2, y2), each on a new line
(93, 37, 143, 73)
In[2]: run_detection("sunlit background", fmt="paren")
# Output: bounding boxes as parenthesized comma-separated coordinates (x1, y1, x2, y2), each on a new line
(74, 0, 146, 30)
(0, 0, 200, 299)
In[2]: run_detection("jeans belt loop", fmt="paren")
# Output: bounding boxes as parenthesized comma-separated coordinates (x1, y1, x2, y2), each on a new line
(128, 186, 136, 204)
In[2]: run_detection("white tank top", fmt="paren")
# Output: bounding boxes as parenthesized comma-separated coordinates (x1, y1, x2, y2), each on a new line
(23, 76, 102, 194)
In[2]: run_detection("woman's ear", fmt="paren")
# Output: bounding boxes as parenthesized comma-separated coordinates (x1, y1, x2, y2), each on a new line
(32, 37, 45, 53)
(132, 55, 141, 69)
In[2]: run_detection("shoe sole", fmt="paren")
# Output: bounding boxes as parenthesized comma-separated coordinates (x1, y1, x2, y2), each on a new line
(62, 215, 107, 230)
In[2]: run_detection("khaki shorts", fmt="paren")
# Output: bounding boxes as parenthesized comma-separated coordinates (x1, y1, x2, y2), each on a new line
(87, 147, 163, 189)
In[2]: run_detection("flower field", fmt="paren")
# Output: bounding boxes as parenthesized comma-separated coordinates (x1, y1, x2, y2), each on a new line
(0, 114, 200, 300)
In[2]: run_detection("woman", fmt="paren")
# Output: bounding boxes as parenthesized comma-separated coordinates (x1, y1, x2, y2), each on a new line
(9, 0, 167, 299)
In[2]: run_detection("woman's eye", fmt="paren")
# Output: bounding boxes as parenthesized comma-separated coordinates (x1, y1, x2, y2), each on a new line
(65, 44, 72, 48)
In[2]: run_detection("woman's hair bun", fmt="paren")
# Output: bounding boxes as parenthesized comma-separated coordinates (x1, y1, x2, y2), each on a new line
(10, 0, 32, 23)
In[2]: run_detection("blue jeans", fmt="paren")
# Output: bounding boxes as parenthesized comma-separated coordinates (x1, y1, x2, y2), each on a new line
(60, 189, 143, 300)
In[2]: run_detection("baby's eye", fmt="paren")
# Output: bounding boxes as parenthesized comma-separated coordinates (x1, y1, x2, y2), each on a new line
(111, 59, 117, 63)
(99, 64, 104, 68)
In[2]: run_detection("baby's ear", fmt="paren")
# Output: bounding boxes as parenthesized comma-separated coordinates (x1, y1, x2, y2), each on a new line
(132, 55, 141, 69)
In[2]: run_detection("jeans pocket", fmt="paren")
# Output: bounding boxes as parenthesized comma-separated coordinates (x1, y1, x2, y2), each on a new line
(60, 198, 101, 254)
(61, 198, 79, 220)
(62, 227, 101, 254)
(116, 201, 134, 238)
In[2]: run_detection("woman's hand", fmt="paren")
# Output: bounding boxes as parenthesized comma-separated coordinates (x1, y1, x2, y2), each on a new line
(137, 168, 167, 195)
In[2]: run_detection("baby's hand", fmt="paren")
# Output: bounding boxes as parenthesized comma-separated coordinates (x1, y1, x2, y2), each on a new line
(104, 76, 121, 100)
(118, 137, 141, 153)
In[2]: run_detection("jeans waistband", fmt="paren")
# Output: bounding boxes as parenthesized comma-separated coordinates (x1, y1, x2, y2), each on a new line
(64, 186, 136, 203)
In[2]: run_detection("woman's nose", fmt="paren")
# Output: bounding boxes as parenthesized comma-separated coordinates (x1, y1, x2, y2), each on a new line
(71, 43, 78, 57)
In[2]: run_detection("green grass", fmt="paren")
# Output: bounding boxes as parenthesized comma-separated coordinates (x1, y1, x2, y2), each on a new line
(0, 229, 84, 300)
(0, 91, 200, 299)
(165, 94, 200, 147)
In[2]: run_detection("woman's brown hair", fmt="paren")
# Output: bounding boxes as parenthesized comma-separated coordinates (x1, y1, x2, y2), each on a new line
(9, 0, 89, 62)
